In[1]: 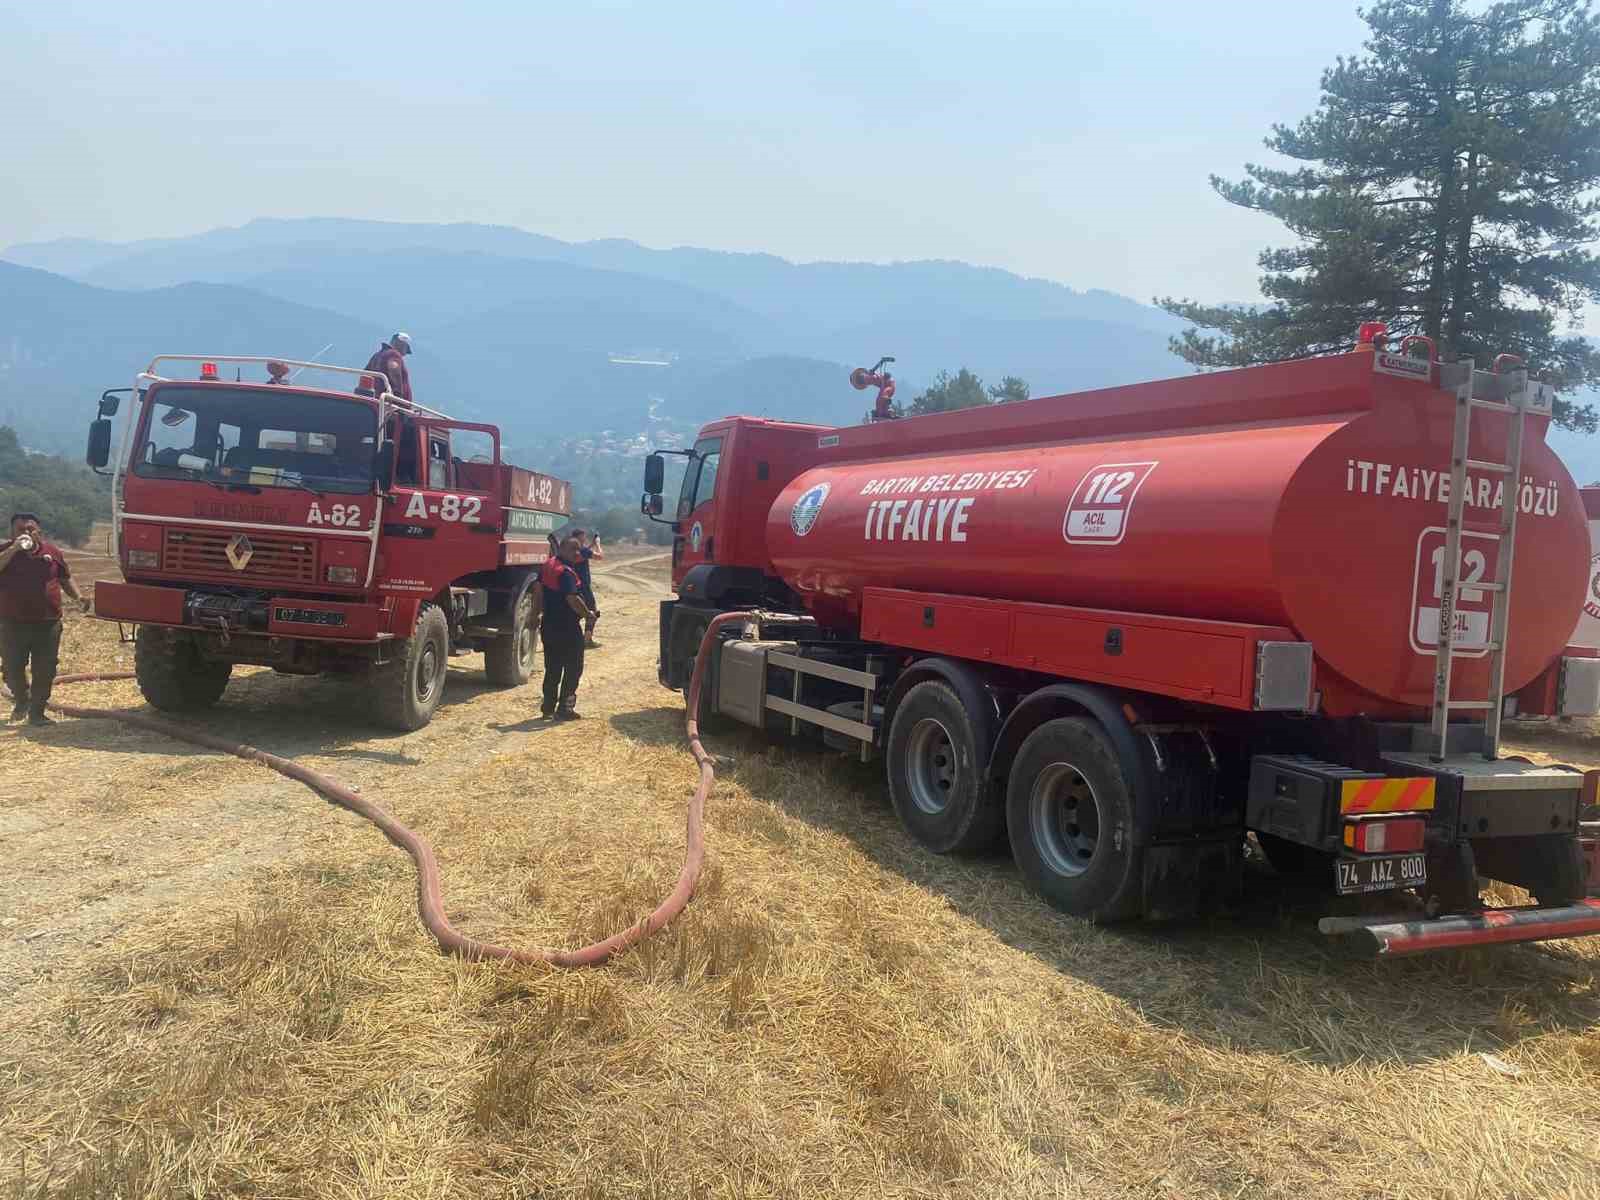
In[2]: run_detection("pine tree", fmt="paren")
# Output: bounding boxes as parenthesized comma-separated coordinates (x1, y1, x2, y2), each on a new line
(907, 368, 992, 415)
(988, 376, 1031, 404)
(1158, 0, 1600, 432)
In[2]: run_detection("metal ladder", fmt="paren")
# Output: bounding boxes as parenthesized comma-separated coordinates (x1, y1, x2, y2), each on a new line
(1429, 356, 1542, 762)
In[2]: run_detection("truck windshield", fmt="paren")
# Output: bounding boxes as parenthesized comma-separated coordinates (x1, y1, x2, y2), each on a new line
(131, 386, 378, 496)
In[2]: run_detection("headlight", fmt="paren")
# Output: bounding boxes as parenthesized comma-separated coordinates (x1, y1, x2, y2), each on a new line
(127, 549, 159, 569)
(325, 565, 358, 584)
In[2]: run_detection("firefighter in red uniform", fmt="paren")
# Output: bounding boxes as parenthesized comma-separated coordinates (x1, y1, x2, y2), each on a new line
(360, 332, 414, 402)
(532, 536, 595, 720)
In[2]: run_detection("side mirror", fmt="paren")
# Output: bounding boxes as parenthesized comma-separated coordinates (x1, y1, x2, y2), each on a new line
(641, 492, 664, 518)
(375, 438, 396, 491)
(86, 418, 113, 469)
(98, 389, 123, 417)
(644, 452, 665, 496)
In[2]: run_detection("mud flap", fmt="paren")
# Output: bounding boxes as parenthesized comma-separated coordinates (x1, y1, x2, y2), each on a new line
(1472, 833, 1588, 906)
(1142, 835, 1243, 920)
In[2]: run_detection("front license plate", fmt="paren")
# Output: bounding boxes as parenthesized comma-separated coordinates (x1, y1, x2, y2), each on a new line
(1335, 853, 1427, 895)
(274, 606, 346, 627)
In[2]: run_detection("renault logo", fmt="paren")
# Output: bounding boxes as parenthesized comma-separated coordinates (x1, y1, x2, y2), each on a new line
(225, 533, 254, 571)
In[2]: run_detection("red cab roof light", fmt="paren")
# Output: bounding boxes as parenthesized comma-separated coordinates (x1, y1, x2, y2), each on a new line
(199, 361, 219, 380)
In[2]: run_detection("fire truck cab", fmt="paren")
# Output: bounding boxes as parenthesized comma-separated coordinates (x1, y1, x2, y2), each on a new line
(86, 354, 571, 730)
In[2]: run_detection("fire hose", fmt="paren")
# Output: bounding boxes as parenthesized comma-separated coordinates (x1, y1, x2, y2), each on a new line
(40, 610, 746, 968)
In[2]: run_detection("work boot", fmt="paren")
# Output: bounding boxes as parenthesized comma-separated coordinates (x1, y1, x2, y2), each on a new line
(9, 702, 26, 723)
(539, 704, 556, 720)
(27, 712, 54, 727)
(556, 698, 581, 721)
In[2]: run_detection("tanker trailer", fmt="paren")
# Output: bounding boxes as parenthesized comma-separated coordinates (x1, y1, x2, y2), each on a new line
(641, 329, 1600, 955)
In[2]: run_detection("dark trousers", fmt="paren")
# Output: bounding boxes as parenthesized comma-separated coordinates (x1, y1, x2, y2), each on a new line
(0, 619, 62, 718)
(540, 622, 585, 711)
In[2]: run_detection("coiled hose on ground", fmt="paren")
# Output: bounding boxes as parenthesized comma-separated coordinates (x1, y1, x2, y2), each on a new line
(41, 609, 745, 968)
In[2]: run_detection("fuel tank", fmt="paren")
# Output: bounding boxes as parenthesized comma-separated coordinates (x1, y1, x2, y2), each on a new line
(765, 356, 1585, 715)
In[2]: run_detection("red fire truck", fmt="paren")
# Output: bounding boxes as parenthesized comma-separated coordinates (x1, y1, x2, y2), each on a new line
(641, 331, 1600, 954)
(86, 355, 570, 730)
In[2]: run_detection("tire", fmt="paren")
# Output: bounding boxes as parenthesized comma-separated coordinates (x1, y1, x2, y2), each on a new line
(1005, 717, 1143, 922)
(372, 604, 450, 731)
(885, 680, 1003, 854)
(483, 587, 536, 687)
(134, 626, 231, 712)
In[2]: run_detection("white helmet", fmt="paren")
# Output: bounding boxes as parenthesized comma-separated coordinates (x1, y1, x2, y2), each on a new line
(391, 332, 413, 356)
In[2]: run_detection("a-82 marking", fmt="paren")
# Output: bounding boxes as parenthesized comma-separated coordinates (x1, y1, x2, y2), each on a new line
(306, 501, 369, 527)
(403, 492, 483, 524)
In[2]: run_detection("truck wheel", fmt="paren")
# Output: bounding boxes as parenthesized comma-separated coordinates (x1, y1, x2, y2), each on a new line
(885, 680, 1003, 854)
(373, 604, 450, 731)
(1006, 717, 1143, 922)
(483, 588, 536, 687)
(134, 626, 231, 712)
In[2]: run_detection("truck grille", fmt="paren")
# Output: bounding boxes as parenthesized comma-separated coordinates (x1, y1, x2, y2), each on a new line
(163, 529, 317, 584)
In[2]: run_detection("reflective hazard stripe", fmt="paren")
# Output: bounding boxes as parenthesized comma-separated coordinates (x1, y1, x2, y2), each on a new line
(1340, 777, 1436, 814)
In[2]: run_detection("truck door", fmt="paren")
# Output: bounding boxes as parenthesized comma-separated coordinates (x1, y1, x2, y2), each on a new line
(379, 421, 504, 603)
(674, 435, 723, 575)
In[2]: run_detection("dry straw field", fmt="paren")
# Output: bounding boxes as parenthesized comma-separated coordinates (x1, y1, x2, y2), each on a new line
(3, 547, 1600, 1199)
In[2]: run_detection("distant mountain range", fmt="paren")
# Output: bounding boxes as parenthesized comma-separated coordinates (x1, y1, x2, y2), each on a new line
(4, 217, 1181, 333)
(3, 216, 1594, 490)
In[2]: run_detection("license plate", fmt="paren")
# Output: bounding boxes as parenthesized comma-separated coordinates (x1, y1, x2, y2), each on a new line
(274, 606, 346, 627)
(1335, 853, 1427, 895)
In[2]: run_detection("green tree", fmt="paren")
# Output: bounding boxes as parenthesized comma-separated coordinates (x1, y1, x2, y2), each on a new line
(1158, 0, 1600, 432)
(0, 426, 107, 546)
(987, 375, 1031, 404)
(907, 368, 993, 415)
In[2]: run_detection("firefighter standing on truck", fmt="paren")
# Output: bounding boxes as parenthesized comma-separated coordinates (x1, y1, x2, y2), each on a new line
(361, 332, 414, 402)
(533, 536, 594, 720)
(0, 512, 91, 727)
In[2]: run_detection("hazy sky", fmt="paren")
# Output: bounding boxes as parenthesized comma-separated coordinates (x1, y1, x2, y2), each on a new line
(0, 0, 1385, 307)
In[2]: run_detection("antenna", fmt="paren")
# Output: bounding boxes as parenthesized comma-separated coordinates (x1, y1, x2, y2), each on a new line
(287, 343, 336, 382)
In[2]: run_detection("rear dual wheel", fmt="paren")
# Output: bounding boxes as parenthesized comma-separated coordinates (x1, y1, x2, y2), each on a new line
(887, 681, 1145, 921)
(484, 588, 536, 687)
(1005, 717, 1143, 922)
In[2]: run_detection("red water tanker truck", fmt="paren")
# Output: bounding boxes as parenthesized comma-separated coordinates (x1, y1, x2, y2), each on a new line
(642, 331, 1600, 955)
(85, 355, 571, 730)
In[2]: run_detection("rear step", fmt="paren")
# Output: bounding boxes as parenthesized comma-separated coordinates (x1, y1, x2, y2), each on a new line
(1321, 900, 1600, 956)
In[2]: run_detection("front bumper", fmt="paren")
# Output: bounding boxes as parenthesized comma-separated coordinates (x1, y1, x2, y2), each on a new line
(94, 580, 385, 642)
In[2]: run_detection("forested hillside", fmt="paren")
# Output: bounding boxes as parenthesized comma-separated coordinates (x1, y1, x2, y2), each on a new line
(0, 425, 107, 545)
